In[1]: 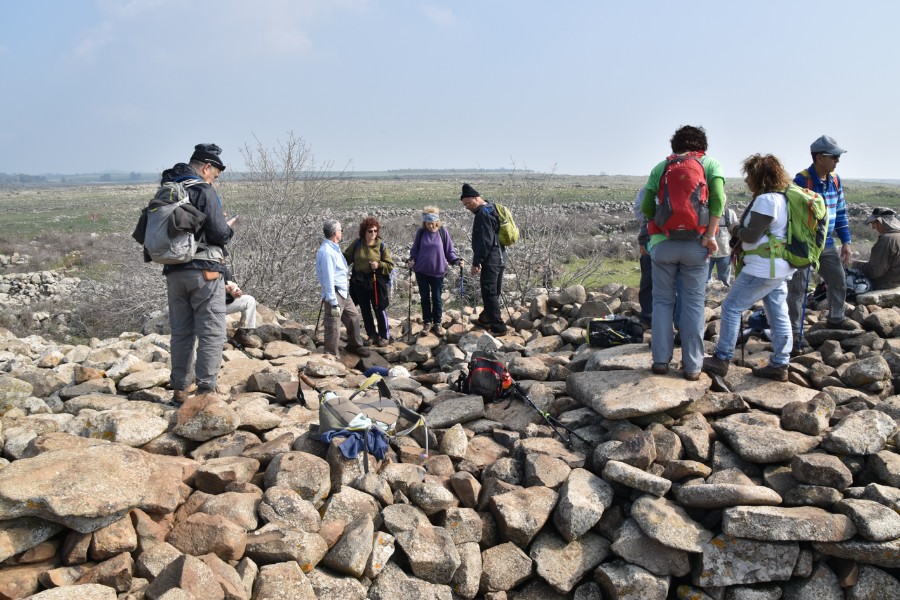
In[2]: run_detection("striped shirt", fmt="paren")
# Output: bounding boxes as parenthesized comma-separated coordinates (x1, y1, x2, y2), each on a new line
(794, 166, 850, 248)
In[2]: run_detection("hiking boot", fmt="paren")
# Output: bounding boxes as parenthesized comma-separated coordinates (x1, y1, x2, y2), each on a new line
(172, 389, 190, 403)
(651, 362, 670, 375)
(751, 363, 789, 382)
(791, 336, 811, 357)
(363, 338, 373, 347)
(826, 318, 860, 331)
(233, 328, 261, 348)
(490, 324, 508, 335)
(683, 371, 701, 381)
(345, 344, 371, 357)
(702, 355, 730, 377)
(376, 337, 390, 348)
(432, 323, 446, 336)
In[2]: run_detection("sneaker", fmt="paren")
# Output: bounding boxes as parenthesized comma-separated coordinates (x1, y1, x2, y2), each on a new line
(651, 362, 670, 375)
(345, 344, 371, 357)
(751, 363, 789, 382)
(432, 323, 446, 336)
(233, 328, 262, 348)
(376, 337, 390, 348)
(683, 371, 701, 381)
(702, 355, 730, 377)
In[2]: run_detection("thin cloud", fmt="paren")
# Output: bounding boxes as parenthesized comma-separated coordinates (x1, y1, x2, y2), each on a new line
(67, 0, 365, 66)
(420, 4, 456, 27)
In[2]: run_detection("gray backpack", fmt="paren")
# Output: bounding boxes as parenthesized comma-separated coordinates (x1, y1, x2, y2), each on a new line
(142, 180, 203, 264)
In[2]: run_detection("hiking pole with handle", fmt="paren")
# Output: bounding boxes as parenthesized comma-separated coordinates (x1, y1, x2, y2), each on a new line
(313, 299, 324, 345)
(510, 383, 590, 449)
(797, 265, 812, 352)
(458, 261, 469, 324)
(406, 262, 413, 343)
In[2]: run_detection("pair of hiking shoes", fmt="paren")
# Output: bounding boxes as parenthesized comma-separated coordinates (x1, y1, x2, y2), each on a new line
(701, 355, 788, 382)
(473, 314, 508, 335)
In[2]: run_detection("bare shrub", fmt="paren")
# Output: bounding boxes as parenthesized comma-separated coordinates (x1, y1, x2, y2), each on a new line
(486, 167, 612, 299)
(221, 132, 351, 320)
(67, 246, 166, 339)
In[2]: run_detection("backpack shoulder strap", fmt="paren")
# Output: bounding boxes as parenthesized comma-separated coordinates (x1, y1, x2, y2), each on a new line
(798, 169, 814, 190)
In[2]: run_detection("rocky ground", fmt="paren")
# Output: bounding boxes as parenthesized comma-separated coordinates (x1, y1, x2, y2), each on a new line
(1, 279, 900, 599)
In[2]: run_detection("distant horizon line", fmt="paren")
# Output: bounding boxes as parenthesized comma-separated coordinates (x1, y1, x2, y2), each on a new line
(2, 169, 900, 186)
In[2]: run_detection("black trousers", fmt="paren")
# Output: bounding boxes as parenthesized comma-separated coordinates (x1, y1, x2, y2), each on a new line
(480, 257, 504, 327)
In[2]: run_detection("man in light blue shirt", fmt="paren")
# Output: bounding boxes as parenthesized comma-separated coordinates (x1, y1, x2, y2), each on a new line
(316, 219, 368, 358)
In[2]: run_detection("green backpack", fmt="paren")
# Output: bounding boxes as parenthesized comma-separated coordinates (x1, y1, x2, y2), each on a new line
(493, 203, 519, 246)
(742, 183, 829, 276)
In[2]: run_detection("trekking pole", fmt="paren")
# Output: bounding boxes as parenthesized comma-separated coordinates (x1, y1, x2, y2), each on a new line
(313, 299, 324, 344)
(406, 264, 413, 343)
(372, 272, 379, 309)
(511, 383, 590, 448)
(797, 265, 811, 352)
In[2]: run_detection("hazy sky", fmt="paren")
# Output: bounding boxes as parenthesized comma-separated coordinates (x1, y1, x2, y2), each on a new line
(1, 1, 898, 178)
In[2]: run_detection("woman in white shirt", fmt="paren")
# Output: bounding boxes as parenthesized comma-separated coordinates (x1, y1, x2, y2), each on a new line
(702, 154, 796, 382)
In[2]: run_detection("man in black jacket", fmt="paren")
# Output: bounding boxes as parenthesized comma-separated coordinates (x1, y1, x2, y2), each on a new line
(461, 183, 507, 335)
(162, 143, 234, 402)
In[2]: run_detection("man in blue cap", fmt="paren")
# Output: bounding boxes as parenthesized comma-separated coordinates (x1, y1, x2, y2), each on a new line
(787, 135, 855, 347)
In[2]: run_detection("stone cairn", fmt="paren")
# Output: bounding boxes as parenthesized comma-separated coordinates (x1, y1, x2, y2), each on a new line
(1, 281, 900, 600)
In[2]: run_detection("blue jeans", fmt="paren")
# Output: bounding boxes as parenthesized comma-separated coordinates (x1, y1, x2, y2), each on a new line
(416, 273, 445, 324)
(713, 272, 793, 367)
(650, 239, 708, 374)
(708, 256, 731, 286)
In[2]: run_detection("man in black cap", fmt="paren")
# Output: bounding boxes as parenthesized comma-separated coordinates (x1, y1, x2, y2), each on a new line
(851, 208, 900, 290)
(787, 135, 854, 344)
(162, 143, 235, 402)
(460, 183, 508, 334)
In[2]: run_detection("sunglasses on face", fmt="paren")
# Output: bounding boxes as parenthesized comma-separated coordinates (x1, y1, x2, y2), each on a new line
(367, 228, 378, 233)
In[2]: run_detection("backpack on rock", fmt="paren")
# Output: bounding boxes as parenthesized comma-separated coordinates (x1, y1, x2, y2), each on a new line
(649, 152, 710, 240)
(455, 350, 513, 402)
(585, 316, 644, 348)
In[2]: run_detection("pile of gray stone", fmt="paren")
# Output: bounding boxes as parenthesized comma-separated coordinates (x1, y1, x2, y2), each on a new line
(0, 281, 899, 599)
(0, 270, 80, 309)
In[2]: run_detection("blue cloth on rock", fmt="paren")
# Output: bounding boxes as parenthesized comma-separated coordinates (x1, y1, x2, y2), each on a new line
(320, 428, 389, 460)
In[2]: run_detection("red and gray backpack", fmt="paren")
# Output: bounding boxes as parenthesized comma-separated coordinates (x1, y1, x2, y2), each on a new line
(649, 152, 710, 241)
(454, 351, 513, 402)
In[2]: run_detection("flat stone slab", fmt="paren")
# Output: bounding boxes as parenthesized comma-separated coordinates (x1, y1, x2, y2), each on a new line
(425, 395, 485, 429)
(713, 419, 820, 463)
(813, 537, 900, 568)
(694, 534, 799, 587)
(726, 368, 820, 410)
(674, 483, 783, 509)
(631, 495, 713, 552)
(722, 506, 857, 542)
(567, 370, 707, 419)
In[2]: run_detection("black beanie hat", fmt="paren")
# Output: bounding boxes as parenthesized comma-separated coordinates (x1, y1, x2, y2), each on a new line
(461, 183, 480, 200)
(190, 143, 226, 171)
